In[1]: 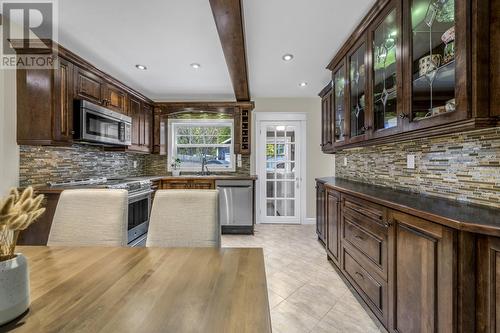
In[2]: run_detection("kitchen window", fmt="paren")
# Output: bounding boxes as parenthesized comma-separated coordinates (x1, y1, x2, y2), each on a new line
(168, 119, 235, 172)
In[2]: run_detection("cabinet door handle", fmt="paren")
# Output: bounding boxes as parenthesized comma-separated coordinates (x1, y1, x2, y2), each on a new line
(355, 272, 364, 280)
(399, 113, 408, 119)
(354, 235, 365, 241)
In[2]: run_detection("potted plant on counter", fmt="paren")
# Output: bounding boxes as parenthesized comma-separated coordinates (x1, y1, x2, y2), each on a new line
(0, 187, 45, 325)
(170, 157, 182, 177)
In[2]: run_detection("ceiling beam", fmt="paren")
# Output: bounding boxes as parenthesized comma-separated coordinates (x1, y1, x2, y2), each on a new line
(209, 0, 250, 101)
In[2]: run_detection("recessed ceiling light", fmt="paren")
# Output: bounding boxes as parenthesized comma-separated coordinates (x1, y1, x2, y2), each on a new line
(299, 82, 308, 87)
(282, 54, 294, 61)
(190, 63, 201, 69)
(135, 64, 147, 70)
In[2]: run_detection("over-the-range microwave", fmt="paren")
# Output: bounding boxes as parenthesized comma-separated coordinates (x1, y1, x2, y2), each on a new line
(73, 99, 132, 146)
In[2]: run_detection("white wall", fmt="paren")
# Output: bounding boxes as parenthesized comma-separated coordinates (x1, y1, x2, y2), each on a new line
(0, 33, 20, 195)
(252, 97, 335, 219)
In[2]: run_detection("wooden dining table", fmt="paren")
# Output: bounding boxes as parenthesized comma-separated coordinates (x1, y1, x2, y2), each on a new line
(2, 246, 272, 333)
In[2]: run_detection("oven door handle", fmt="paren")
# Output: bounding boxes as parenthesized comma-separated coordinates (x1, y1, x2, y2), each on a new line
(128, 190, 154, 203)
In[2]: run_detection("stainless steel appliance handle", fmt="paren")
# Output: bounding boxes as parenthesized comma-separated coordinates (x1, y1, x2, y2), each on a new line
(128, 189, 154, 203)
(217, 185, 252, 189)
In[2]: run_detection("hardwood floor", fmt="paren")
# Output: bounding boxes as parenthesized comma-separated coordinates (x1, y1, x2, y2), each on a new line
(222, 224, 387, 333)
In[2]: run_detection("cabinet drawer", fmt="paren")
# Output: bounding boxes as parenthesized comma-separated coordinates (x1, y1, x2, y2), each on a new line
(343, 194, 386, 225)
(343, 216, 384, 267)
(342, 202, 388, 279)
(342, 249, 387, 324)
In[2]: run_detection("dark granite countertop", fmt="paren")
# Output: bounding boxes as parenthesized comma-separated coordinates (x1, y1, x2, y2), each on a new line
(316, 177, 500, 237)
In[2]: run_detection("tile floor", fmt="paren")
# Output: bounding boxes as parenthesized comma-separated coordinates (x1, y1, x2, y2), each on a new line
(222, 224, 387, 333)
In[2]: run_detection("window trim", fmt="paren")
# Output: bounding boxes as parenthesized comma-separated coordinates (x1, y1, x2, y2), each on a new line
(167, 118, 236, 172)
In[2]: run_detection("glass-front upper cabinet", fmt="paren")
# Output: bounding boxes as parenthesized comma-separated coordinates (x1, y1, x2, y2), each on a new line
(407, 0, 466, 129)
(333, 64, 346, 143)
(349, 41, 367, 140)
(371, 4, 400, 136)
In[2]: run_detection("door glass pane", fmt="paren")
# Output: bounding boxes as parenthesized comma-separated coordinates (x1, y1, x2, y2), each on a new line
(350, 43, 367, 137)
(286, 182, 295, 198)
(275, 200, 284, 217)
(373, 9, 398, 130)
(286, 127, 296, 142)
(276, 181, 286, 198)
(266, 181, 275, 198)
(267, 200, 275, 216)
(285, 200, 295, 217)
(334, 66, 346, 142)
(411, 0, 455, 120)
(285, 163, 295, 179)
(287, 144, 296, 162)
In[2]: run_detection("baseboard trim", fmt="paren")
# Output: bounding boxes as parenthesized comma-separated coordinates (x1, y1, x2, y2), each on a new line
(303, 218, 316, 225)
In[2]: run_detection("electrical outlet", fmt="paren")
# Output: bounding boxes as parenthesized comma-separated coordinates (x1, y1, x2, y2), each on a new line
(407, 154, 415, 169)
(237, 154, 242, 168)
(343, 157, 348, 166)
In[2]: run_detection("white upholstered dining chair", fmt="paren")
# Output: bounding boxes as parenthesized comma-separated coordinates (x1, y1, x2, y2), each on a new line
(146, 190, 220, 248)
(47, 189, 128, 246)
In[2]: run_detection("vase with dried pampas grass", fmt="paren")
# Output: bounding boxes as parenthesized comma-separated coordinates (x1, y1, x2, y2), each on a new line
(0, 187, 45, 262)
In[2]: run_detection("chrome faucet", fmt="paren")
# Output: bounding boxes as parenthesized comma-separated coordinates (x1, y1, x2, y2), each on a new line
(200, 155, 210, 176)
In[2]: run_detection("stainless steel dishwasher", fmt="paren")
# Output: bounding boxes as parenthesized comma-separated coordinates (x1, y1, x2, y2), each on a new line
(216, 180, 254, 234)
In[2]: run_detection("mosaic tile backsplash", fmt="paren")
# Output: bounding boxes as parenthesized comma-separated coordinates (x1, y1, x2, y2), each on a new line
(20, 144, 251, 187)
(335, 127, 500, 208)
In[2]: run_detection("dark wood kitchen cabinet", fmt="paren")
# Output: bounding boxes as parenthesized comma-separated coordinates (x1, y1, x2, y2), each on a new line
(103, 84, 128, 114)
(315, 178, 498, 332)
(388, 210, 454, 333)
(320, 0, 499, 152)
(74, 66, 104, 105)
(17, 57, 74, 145)
(16, 42, 154, 148)
(161, 179, 216, 190)
(235, 107, 252, 155)
(316, 182, 327, 246)
(127, 98, 152, 153)
(326, 189, 340, 265)
(477, 236, 500, 333)
(319, 83, 334, 152)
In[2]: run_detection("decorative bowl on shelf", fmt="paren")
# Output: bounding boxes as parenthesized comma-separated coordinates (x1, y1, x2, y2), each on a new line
(445, 98, 456, 113)
(441, 26, 455, 44)
(431, 105, 447, 116)
(443, 42, 455, 64)
(419, 54, 442, 76)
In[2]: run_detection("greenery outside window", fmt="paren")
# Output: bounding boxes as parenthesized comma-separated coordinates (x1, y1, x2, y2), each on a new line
(168, 119, 235, 172)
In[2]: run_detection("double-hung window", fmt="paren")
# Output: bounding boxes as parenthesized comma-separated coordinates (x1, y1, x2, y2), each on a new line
(168, 119, 235, 172)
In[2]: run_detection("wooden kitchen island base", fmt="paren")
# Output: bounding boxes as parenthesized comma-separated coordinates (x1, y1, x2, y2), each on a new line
(317, 177, 500, 333)
(2, 247, 271, 333)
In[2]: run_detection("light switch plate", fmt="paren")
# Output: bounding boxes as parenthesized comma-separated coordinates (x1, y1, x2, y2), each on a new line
(407, 154, 415, 169)
(133, 161, 137, 169)
(237, 154, 242, 168)
(343, 157, 348, 166)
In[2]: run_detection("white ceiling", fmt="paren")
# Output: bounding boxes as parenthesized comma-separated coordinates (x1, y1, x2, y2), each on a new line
(243, 0, 375, 98)
(59, 0, 234, 101)
(58, 0, 375, 101)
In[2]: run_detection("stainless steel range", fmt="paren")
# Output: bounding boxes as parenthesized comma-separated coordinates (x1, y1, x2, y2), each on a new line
(48, 177, 153, 246)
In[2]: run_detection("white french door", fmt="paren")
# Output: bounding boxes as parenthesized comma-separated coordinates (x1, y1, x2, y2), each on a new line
(256, 117, 305, 224)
